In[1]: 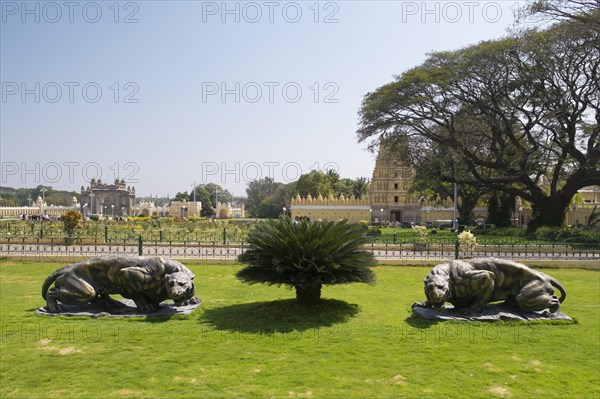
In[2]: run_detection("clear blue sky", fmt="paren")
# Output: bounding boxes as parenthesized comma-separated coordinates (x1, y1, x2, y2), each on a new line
(1, 0, 526, 197)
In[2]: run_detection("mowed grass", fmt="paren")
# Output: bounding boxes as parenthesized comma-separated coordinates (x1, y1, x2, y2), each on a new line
(0, 261, 598, 398)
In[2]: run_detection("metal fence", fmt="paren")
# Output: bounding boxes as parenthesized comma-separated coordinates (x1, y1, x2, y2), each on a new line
(0, 238, 246, 262)
(1, 238, 598, 262)
(0, 222, 246, 242)
(368, 242, 600, 261)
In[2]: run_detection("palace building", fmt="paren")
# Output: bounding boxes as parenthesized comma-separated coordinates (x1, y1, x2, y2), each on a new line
(80, 179, 136, 217)
(215, 202, 245, 219)
(290, 194, 370, 223)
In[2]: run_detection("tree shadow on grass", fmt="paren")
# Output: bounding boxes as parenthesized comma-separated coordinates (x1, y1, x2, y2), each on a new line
(199, 298, 360, 334)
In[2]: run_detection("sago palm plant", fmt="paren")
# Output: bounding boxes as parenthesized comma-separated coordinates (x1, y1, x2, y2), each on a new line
(237, 218, 376, 306)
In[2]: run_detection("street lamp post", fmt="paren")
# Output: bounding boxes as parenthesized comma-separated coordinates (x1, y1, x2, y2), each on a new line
(515, 197, 522, 227)
(40, 188, 46, 217)
(380, 208, 384, 227)
(213, 188, 220, 218)
(283, 207, 287, 217)
(452, 183, 458, 233)
(90, 193, 95, 215)
(111, 204, 114, 218)
(191, 181, 197, 218)
(518, 205, 524, 228)
(83, 203, 88, 217)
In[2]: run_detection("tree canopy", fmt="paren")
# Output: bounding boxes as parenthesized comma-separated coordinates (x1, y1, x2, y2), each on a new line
(358, 15, 599, 229)
(518, 0, 600, 25)
(173, 183, 234, 217)
(0, 185, 79, 207)
(245, 177, 287, 218)
(244, 172, 371, 218)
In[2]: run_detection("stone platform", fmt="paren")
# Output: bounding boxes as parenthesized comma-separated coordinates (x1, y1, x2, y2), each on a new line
(36, 299, 201, 318)
(412, 303, 572, 322)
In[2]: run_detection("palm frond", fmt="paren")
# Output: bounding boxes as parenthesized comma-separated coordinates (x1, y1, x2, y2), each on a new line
(237, 218, 377, 288)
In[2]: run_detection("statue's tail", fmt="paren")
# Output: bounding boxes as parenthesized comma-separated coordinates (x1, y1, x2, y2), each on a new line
(550, 277, 567, 303)
(42, 269, 64, 299)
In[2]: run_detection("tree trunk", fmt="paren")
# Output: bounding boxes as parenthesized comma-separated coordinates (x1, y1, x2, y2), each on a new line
(458, 197, 477, 225)
(295, 284, 322, 307)
(457, 188, 483, 226)
(527, 201, 568, 231)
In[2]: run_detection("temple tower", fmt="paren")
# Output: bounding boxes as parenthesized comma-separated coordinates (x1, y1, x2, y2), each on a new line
(368, 146, 421, 225)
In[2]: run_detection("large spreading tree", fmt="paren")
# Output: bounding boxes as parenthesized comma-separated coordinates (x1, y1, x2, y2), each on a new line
(357, 14, 599, 229)
(518, 0, 600, 25)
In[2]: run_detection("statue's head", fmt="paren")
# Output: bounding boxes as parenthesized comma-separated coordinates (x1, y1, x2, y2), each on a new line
(165, 271, 195, 305)
(424, 273, 450, 308)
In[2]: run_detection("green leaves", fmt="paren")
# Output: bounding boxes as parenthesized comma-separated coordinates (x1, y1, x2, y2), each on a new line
(357, 16, 599, 229)
(62, 210, 83, 237)
(237, 218, 377, 289)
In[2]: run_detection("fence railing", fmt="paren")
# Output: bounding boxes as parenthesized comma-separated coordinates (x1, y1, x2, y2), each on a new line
(2, 221, 598, 247)
(368, 242, 599, 261)
(0, 223, 247, 242)
(0, 238, 247, 262)
(1, 238, 598, 262)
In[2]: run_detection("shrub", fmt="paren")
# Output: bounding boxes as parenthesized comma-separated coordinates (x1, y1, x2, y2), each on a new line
(237, 218, 377, 306)
(458, 230, 477, 250)
(535, 226, 600, 244)
(535, 226, 558, 241)
(126, 216, 146, 222)
(367, 228, 382, 236)
(63, 210, 82, 237)
(412, 225, 428, 241)
(472, 227, 525, 237)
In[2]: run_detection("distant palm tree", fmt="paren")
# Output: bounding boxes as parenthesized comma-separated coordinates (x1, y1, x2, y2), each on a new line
(237, 218, 376, 306)
(352, 177, 370, 199)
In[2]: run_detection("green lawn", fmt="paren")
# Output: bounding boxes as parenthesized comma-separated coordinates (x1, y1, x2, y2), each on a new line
(1, 261, 598, 398)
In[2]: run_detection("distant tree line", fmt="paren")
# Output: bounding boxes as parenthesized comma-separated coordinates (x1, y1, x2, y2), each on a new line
(244, 171, 370, 219)
(172, 183, 235, 217)
(0, 185, 79, 207)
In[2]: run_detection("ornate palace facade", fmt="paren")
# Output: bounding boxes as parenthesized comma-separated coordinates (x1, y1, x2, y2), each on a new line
(80, 179, 136, 216)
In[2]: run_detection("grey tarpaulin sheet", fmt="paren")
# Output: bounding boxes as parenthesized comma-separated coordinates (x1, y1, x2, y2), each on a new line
(36, 299, 201, 318)
(412, 303, 572, 322)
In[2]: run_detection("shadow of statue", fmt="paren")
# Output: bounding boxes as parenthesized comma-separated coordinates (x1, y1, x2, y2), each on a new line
(199, 298, 360, 334)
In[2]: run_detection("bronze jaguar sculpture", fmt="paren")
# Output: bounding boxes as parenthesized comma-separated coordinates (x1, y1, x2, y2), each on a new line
(412, 258, 566, 315)
(42, 256, 199, 313)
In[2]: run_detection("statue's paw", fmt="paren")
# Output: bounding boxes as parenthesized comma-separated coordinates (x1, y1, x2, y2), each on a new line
(548, 303, 560, 314)
(412, 301, 427, 309)
(174, 297, 200, 307)
(540, 309, 558, 317)
(45, 303, 66, 313)
(187, 297, 201, 305)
